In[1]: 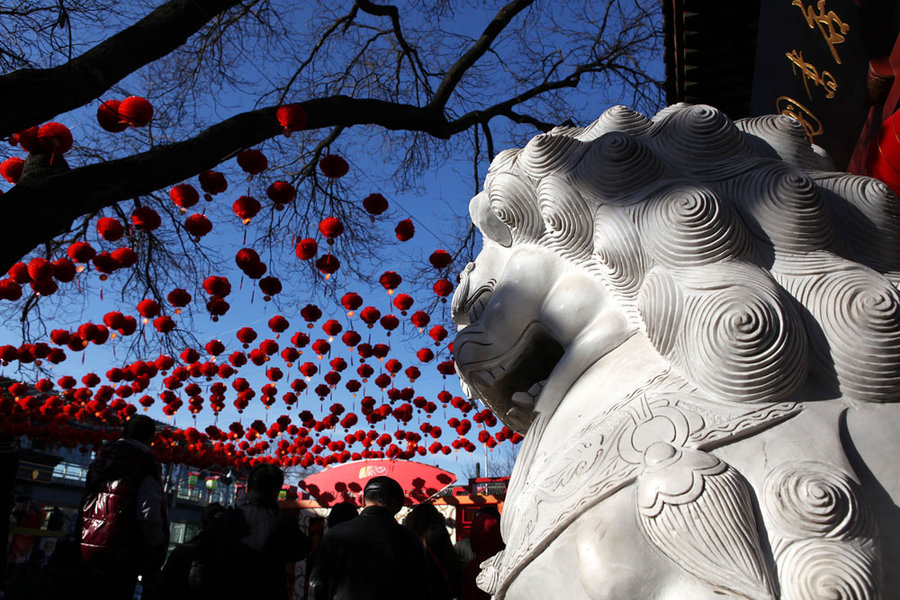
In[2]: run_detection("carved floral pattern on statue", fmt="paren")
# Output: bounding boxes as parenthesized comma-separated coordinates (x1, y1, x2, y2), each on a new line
(637, 443, 776, 600)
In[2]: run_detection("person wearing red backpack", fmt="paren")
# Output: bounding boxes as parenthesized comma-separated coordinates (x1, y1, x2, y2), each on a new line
(80, 415, 169, 600)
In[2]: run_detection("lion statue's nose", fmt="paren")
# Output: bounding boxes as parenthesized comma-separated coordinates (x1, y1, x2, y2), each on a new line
(451, 262, 475, 325)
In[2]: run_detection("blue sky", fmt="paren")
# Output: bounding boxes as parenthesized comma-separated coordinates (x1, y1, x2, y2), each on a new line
(0, 0, 665, 482)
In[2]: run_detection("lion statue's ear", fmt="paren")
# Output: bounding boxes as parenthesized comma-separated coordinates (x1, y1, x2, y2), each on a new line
(470, 191, 513, 247)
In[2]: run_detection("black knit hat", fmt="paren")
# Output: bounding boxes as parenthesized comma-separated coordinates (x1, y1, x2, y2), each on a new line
(364, 476, 404, 512)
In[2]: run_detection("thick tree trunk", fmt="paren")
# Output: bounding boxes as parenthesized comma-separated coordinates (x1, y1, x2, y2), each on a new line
(0, 0, 243, 139)
(0, 98, 448, 273)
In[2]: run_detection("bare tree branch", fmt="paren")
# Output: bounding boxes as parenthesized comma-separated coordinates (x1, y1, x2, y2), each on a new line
(0, 0, 244, 138)
(429, 0, 534, 110)
(355, 0, 434, 96)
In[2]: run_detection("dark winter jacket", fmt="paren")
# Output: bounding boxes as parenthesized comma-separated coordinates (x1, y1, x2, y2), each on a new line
(309, 505, 445, 600)
(186, 493, 309, 599)
(80, 438, 168, 574)
(238, 491, 310, 597)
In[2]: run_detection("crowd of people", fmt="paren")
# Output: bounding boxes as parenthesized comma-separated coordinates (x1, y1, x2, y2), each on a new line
(4, 415, 504, 600)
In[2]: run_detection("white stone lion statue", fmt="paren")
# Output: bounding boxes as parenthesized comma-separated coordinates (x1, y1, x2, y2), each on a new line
(452, 103, 900, 599)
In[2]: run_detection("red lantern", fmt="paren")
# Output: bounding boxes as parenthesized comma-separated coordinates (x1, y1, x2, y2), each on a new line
(27, 257, 53, 282)
(277, 104, 307, 135)
(119, 96, 154, 127)
(170, 184, 200, 209)
(198, 171, 228, 195)
(281, 347, 300, 364)
(395, 218, 414, 241)
(50, 329, 70, 345)
(300, 304, 322, 325)
(268, 315, 290, 333)
(259, 276, 282, 299)
(316, 255, 340, 275)
(0, 157, 24, 184)
(429, 249, 452, 269)
(236, 327, 257, 347)
(291, 331, 310, 348)
(341, 331, 361, 347)
(379, 314, 399, 333)
(341, 292, 363, 313)
(319, 154, 349, 178)
(416, 348, 434, 363)
(0, 279, 22, 301)
(206, 297, 230, 319)
(318, 217, 344, 241)
(205, 340, 225, 356)
(111, 247, 137, 269)
(153, 316, 175, 334)
(433, 279, 454, 298)
(131, 206, 161, 232)
(97, 100, 128, 133)
(410, 311, 430, 329)
(429, 325, 448, 344)
(295, 238, 318, 260)
(259, 338, 279, 356)
(237, 149, 268, 175)
(67, 241, 96, 263)
(7, 262, 29, 283)
(359, 306, 380, 327)
(137, 299, 160, 319)
(311, 339, 331, 356)
(31, 278, 57, 296)
(37, 122, 73, 155)
(392, 293, 413, 313)
(202, 276, 231, 297)
(103, 311, 126, 331)
(184, 214, 212, 237)
(299, 362, 318, 378)
(11, 127, 39, 152)
(362, 193, 389, 216)
(322, 319, 342, 336)
(52, 257, 76, 282)
(97, 217, 125, 241)
(92, 252, 118, 274)
(235, 248, 264, 277)
(233, 196, 261, 224)
(266, 181, 296, 207)
(378, 271, 402, 292)
(167, 288, 192, 308)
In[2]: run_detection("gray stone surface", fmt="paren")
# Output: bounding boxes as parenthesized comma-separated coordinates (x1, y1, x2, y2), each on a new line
(452, 104, 900, 599)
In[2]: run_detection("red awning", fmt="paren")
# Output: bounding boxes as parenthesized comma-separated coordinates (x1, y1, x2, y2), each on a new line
(298, 459, 457, 506)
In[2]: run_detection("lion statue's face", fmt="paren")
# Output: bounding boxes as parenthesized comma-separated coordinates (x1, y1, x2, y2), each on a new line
(452, 239, 633, 432)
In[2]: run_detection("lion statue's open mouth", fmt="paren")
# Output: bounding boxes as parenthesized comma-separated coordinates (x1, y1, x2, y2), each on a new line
(451, 103, 900, 600)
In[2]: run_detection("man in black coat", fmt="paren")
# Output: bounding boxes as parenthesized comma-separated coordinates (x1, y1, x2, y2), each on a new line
(309, 476, 446, 600)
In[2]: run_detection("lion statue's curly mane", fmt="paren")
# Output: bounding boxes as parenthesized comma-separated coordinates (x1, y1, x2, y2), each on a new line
(452, 104, 900, 599)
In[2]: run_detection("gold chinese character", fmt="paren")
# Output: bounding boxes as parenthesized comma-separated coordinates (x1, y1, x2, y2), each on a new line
(776, 96, 824, 142)
(792, 0, 850, 64)
(785, 49, 838, 99)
